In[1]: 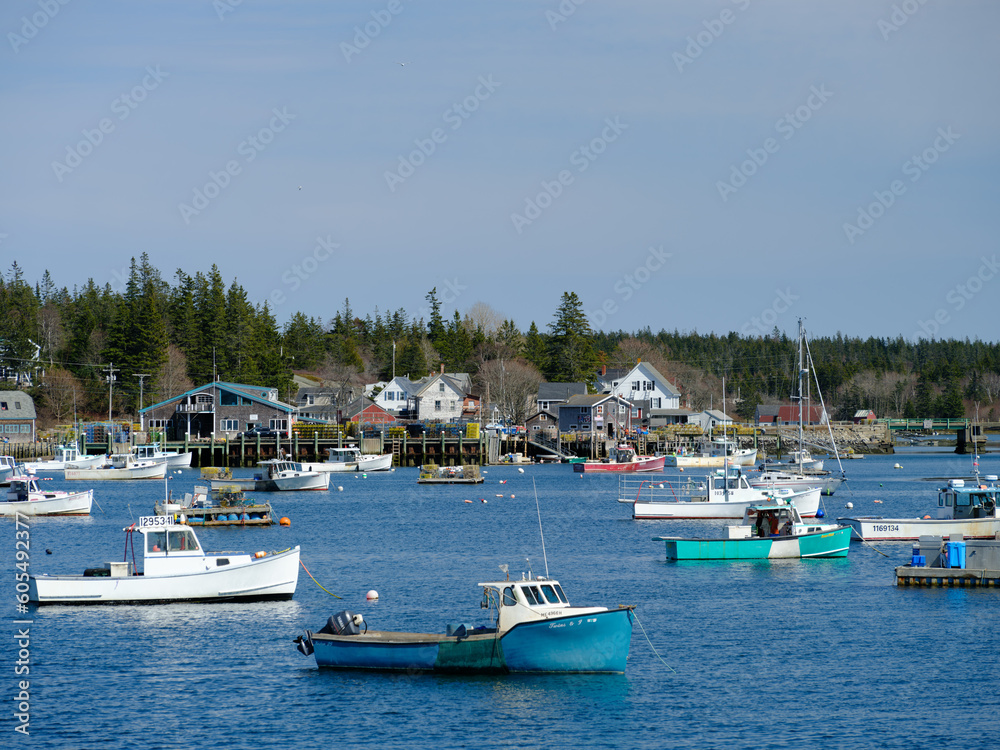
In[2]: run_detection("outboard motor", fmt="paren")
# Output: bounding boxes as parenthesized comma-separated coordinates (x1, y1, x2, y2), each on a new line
(320, 610, 363, 636)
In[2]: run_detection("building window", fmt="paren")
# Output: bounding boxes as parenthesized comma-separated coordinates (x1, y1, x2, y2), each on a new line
(450, 401, 456, 409)
(540, 414, 546, 421)
(221, 419, 239, 431)
(439, 383, 445, 392)
(631, 381, 639, 391)
(307, 395, 315, 405)
(196, 394, 212, 403)
(632, 408, 639, 418)
(269, 419, 288, 431)
(619, 404, 626, 414)
(654, 398, 662, 409)
(386, 392, 394, 401)
(15, 401, 21, 409)
(643, 380, 653, 390)
(435, 400, 442, 411)
(596, 405, 603, 415)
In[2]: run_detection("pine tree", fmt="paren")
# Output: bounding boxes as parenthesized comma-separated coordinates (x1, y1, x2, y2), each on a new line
(545, 292, 597, 383)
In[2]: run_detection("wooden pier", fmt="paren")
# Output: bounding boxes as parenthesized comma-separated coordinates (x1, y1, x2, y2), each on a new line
(895, 566, 1000, 587)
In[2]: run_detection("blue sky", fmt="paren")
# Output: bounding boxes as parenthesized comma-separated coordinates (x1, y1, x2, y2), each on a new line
(2, 0, 998, 343)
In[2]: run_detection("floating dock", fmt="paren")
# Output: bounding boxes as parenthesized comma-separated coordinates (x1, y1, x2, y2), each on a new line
(894, 535, 1000, 587)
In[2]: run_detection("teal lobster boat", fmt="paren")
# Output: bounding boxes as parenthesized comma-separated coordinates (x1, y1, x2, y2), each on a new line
(653, 497, 851, 560)
(295, 571, 634, 674)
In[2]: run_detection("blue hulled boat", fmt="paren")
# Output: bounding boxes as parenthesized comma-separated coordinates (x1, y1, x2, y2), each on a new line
(295, 573, 634, 674)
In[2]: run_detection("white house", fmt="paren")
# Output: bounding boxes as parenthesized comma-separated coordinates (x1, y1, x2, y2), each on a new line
(371, 376, 419, 417)
(689, 409, 735, 432)
(413, 374, 467, 422)
(602, 362, 680, 410)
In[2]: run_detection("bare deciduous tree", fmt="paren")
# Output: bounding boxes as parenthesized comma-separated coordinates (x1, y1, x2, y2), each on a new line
(41, 368, 82, 424)
(464, 302, 504, 336)
(157, 345, 194, 402)
(475, 358, 542, 425)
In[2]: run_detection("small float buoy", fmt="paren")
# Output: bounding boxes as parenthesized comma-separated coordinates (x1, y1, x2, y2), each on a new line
(923, 514, 931, 519)
(495, 494, 503, 497)
(679, 468, 684, 472)
(894, 463, 903, 469)
(254, 551, 267, 559)
(481, 499, 487, 504)
(658, 483, 665, 489)
(46, 548, 52, 555)
(362, 473, 367, 478)
(845, 502, 853, 510)
(874, 499, 882, 504)
(510, 494, 515, 499)
(518, 467, 524, 473)
(366, 590, 379, 601)
(337, 486, 343, 491)
(464, 499, 473, 504)
(816, 509, 825, 518)
(279, 517, 291, 526)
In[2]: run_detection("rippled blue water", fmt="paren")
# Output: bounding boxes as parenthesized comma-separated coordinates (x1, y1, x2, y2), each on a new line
(8, 449, 1000, 749)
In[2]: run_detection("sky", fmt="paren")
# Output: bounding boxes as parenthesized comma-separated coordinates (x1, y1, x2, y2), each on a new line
(2, 1, 998, 344)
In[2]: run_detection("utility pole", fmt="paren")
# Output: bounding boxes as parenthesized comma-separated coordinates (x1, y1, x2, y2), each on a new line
(392, 341, 396, 380)
(104, 362, 119, 422)
(134, 373, 150, 431)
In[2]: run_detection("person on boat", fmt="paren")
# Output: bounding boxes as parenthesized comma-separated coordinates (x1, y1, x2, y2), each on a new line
(755, 513, 768, 538)
(770, 513, 780, 535)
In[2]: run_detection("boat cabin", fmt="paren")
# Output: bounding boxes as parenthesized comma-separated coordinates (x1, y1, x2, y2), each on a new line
(256, 459, 306, 479)
(132, 445, 166, 462)
(710, 470, 753, 492)
(326, 447, 361, 464)
(727, 499, 833, 539)
(938, 477, 999, 520)
(479, 575, 607, 633)
(53, 445, 86, 463)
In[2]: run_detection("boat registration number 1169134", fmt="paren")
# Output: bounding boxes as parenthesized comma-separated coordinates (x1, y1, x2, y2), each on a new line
(872, 524, 899, 532)
(138, 516, 167, 528)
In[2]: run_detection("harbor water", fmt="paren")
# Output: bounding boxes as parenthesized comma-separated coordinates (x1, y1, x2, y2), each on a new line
(8, 450, 1000, 749)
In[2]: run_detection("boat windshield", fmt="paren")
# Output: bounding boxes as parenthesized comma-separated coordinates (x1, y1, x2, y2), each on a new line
(168, 529, 199, 551)
(146, 531, 166, 553)
(540, 584, 565, 604)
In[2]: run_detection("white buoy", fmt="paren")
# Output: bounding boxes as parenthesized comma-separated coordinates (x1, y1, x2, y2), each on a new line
(518, 467, 524, 473)
(846, 502, 853, 509)
(366, 589, 379, 601)
(894, 463, 902, 469)
(337, 486, 343, 492)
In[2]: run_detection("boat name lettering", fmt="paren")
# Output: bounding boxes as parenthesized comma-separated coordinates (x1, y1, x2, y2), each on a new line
(138, 516, 168, 528)
(873, 524, 899, 532)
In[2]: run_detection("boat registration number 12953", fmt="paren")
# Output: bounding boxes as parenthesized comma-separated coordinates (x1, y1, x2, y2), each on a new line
(138, 516, 168, 528)
(872, 524, 899, 532)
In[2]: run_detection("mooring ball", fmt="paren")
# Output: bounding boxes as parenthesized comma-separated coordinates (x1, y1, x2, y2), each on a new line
(845, 502, 853, 510)
(366, 590, 379, 601)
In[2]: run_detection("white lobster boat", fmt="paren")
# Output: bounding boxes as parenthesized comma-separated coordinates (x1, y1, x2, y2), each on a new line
(132, 444, 194, 468)
(65, 453, 167, 480)
(299, 447, 393, 473)
(23, 444, 107, 472)
(28, 516, 300, 604)
(1, 474, 93, 516)
(839, 475, 1000, 542)
(620, 469, 822, 519)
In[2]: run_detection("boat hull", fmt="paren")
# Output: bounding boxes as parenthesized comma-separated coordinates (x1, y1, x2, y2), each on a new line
(838, 516, 1000, 542)
(29, 547, 299, 604)
(308, 608, 632, 674)
(750, 473, 843, 497)
(659, 526, 851, 560)
(24, 454, 107, 472)
(65, 463, 166, 480)
(665, 449, 757, 468)
(632, 487, 821, 520)
(0, 489, 93, 516)
(573, 456, 665, 473)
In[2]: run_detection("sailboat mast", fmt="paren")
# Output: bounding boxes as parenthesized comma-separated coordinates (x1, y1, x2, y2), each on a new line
(797, 319, 805, 473)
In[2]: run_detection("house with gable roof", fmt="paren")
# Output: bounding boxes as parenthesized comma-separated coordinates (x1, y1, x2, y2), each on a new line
(371, 376, 420, 418)
(0, 390, 36, 442)
(139, 381, 297, 439)
(413, 373, 467, 422)
(557, 393, 633, 438)
(599, 362, 680, 410)
(536, 382, 588, 413)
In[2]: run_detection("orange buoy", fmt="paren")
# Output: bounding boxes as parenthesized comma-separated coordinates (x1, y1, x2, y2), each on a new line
(279, 517, 291, 526)
(254, 551, 267, 559)
(464, 499, 473, 504)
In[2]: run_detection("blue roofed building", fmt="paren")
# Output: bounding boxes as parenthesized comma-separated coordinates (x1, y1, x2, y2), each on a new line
(139, 381, 296, 439)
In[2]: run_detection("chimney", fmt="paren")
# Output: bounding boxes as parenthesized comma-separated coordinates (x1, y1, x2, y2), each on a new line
(440, 363, 445, 375)
(601, 365, 606, 376)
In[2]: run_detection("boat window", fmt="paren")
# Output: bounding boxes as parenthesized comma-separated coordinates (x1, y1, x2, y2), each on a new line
(941, 493, 953, 507)
(541, 584, 563, 604)
(956, 494, 970, 507)
(168, 530, 199, 551)
(502, 587, 517, 606)
(527, 585, 546, 604)
(553, 584, 568, 603)
(146, 531, 166, 553)
(713, 478, 725, 490)
(520, 585, 539, 605)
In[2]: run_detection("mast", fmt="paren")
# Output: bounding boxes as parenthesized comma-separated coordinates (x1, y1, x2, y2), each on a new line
(797, 319, 805, 473)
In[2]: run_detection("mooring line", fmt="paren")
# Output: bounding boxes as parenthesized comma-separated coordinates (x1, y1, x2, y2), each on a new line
(631, 610, 676, 673)
(299, 559, 343, 599)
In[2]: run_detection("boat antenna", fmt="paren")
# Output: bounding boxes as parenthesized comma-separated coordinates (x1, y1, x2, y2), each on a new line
(532, 478, 549, 578)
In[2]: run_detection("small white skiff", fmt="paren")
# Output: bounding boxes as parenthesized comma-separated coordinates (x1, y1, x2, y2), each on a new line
(1, 474, 93, 516)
